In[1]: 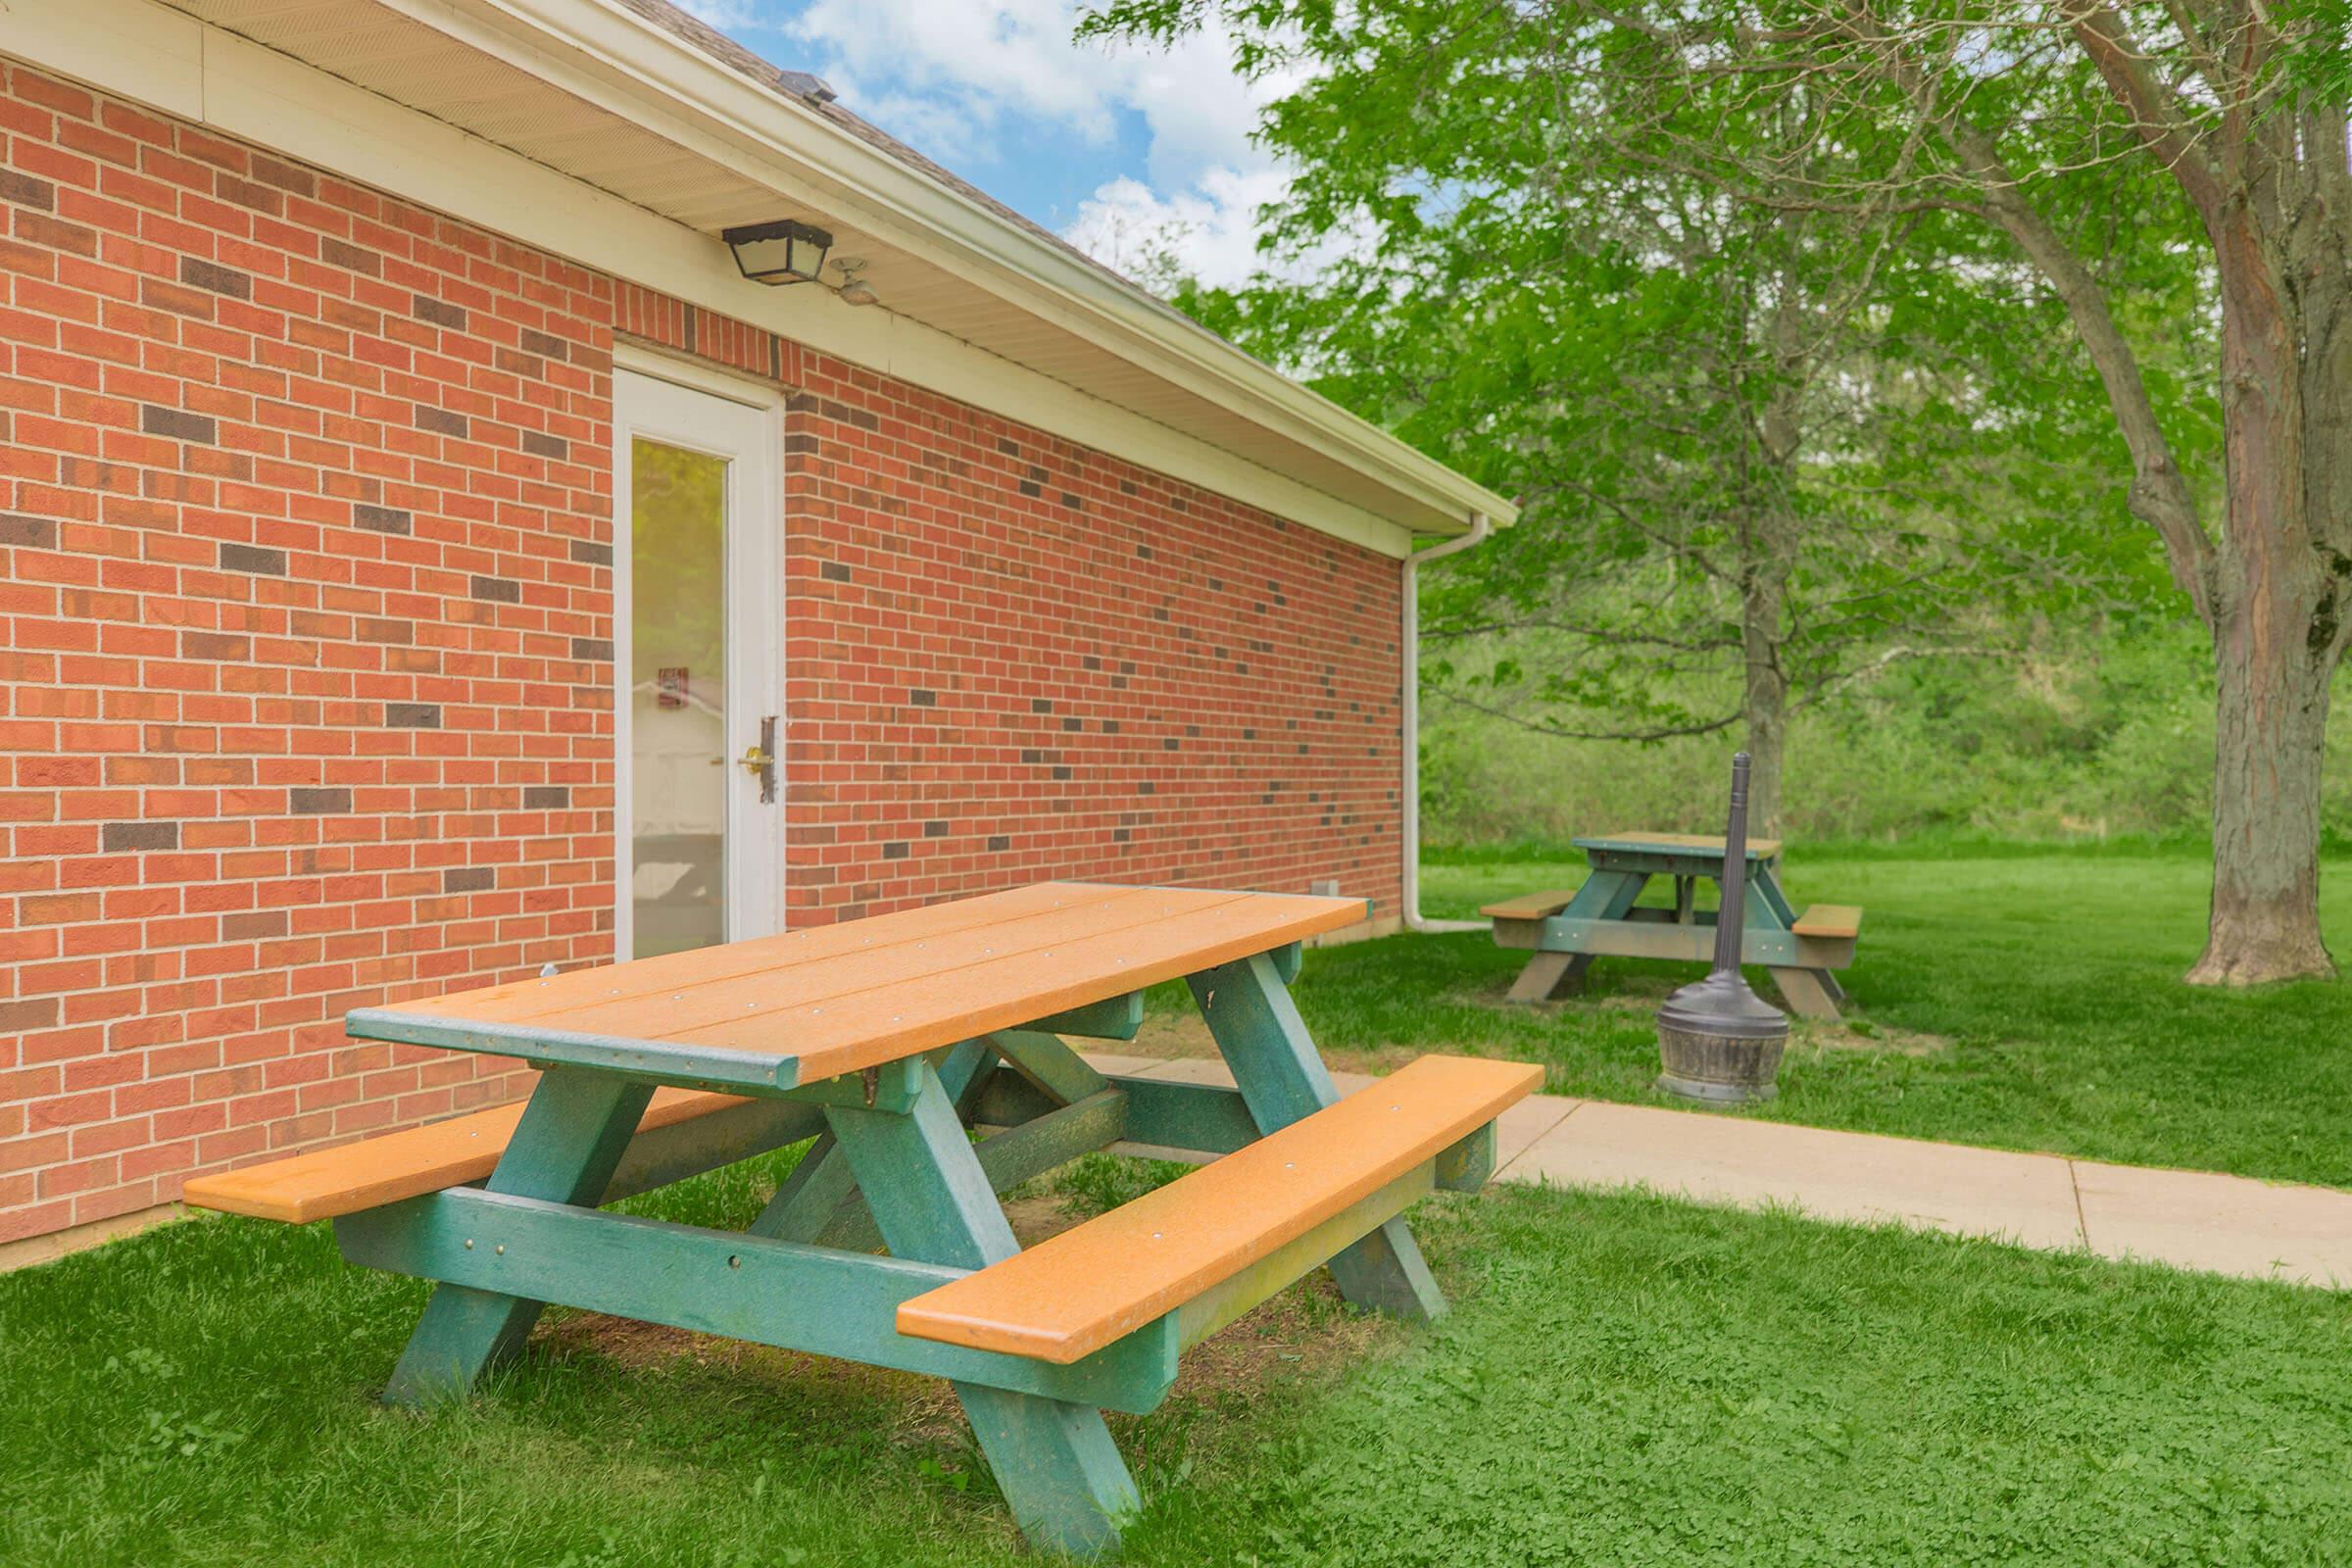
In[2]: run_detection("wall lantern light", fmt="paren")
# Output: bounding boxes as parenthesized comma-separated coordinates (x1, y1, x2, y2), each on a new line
(721, 220, 833, 285)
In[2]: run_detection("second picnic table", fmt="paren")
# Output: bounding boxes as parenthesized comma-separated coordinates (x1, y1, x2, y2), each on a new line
(185, 881, 1539, 1558)
(1481, 832, 1862, 1018)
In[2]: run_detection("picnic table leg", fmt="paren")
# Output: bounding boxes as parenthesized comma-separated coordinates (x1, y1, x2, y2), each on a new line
(1750, 864, 1845, 1020)
(824, 1059, 1138, 1558)
(749, 1041, 994, 1244)
(382, 1067, 655, 1404)
(1507, 868, 1645, 1003)
(1188, 951, 1446, 1322)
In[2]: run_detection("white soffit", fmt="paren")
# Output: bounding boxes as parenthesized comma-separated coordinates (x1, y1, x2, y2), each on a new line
(38, 0, 1516, 550)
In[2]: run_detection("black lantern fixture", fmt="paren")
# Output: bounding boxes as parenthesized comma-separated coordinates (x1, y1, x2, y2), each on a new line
(721, 220, 833, 285)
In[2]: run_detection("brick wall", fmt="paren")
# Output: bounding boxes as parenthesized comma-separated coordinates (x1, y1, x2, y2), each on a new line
(615, 287, 1405, 926)
(0, 60, 1403, 1248)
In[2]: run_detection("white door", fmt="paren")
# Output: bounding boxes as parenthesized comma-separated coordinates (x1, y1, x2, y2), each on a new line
(613, 363, 783, 959)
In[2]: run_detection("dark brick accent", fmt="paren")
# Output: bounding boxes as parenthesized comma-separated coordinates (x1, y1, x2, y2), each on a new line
(384, 703, 441, 728)
(520, 430, 567, 460)
(142, 405, 216, 443)
(0, 997, 61, 1032)
(570, 539, 612, 565)
(414, 406, 468, 438)
(470, 575, 520, 604)
(180, 257, 252, 299)
(987, 835, 1010, 853)
(218, 542, 286, 575)
(290, 787, 352, 814)
(1017, 480, 1042, 498)
(0, 514, 57, 548)
(571, 637, 613, 661)
(181, 631, 249, 660)
(221, 910, 289, 941)
(519, 328, 570, 360)
(923, 820, 949, 837)
(319, 236, 379, 274)
(908, 689, 936, 706)
(443, 867, 497, 893)
(523, 786, 570, 809)
(0, 170, 55, 210)
(354, 504, 411, 534)
(1031, 699, 1054, 713)
(102, 821, 177, 851)
(819, 562, 852, 583)
(412, 295, 466, 328)
(882, 841, 909, 859)
(249, 154, 317, 196)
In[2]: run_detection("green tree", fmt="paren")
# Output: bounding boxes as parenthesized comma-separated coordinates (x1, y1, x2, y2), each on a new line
(1090, 0, 2344, 982)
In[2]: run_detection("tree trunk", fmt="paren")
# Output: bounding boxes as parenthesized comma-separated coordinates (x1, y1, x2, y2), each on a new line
(2186, 211, 2345, 985)
(1740, 548, 1791, 839)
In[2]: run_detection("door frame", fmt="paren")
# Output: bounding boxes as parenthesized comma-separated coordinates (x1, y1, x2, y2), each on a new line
(612, 345, 786, 957)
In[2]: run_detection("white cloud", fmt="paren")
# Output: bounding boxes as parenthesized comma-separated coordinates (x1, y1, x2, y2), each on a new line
(780, 0, 1304, 293)
(1062, 170, 1293, 292)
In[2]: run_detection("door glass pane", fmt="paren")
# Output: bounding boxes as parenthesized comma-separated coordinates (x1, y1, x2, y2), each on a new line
(630, 436, 728, 958)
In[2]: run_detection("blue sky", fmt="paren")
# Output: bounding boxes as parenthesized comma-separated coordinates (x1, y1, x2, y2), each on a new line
(684, 0, 1296, 287)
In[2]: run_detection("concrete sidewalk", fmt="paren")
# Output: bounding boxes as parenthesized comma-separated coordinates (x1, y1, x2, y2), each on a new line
(1083, 1053, 2352, 1290)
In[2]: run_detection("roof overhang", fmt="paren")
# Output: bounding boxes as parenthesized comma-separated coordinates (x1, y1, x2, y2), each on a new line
(7, 0, 1515, 553)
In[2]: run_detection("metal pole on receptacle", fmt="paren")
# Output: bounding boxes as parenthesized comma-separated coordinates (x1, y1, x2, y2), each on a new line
(1655, 752, 1789, 1103)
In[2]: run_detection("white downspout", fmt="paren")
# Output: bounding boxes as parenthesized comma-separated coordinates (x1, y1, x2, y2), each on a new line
(1401, 510, 1493, 933)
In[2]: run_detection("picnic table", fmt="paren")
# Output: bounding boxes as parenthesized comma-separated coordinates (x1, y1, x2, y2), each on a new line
(1481, 832, 1862, 1019)
(186, 882, 1539, 1557)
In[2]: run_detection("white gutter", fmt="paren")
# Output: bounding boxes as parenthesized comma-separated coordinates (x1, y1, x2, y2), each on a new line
(1401, 511, 1494, 934)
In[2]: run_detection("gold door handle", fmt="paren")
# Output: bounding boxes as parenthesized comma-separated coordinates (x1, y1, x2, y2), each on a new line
(740, 716, 779, 804)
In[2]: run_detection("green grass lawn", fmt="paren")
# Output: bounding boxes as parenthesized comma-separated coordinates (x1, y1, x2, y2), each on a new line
(7, 1150, 2352, 1566)
(1242, 848, 2352, 1189)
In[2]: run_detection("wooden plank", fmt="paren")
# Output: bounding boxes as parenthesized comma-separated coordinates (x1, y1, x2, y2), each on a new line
(895, 1054, 1543, 1365)
(1537, 916, 1855, 970)
(376, 881, 1125, 1025)
(1573, 832, 1784, 859)
(183, 1084, 756, 1223)
(1792, 904, 1865, 939)
(1173, 1164, 1435, 1352)
(419, 886, 1240, 1040)
(1477, 889, 1580, 921)
(347, 885, 1366, 1091)
(334, 1188, 1181, 1415)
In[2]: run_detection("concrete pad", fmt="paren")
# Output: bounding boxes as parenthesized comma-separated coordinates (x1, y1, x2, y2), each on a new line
(2074, 1160, 2352, 1287)
(1116, 1055, 1238, 1086)
(1080, 1054, 1164, 1079)
(1501, 1102, 2086, 1250)
(1494, 1095, 1581, 1170)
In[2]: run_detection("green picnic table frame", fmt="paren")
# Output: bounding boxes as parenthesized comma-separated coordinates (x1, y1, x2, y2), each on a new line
(308, 884, 1471, 1558)
(1482, 832, 1856, 1019)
